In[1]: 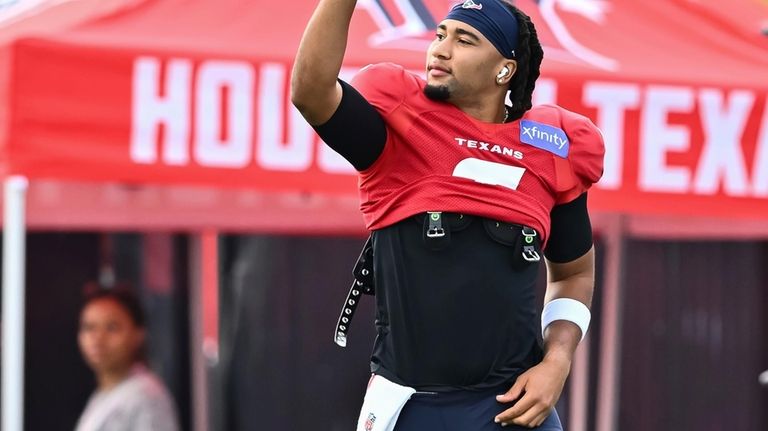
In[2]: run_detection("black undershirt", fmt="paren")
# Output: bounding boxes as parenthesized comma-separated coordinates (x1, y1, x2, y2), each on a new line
(314, 80, 594, 262)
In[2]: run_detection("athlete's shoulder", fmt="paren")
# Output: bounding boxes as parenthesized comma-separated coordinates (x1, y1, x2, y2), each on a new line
(525, 104, 605, 203)
(354, 62, 411, 79)
(524, 104, 604, 154)
(350, 63, 423, 114)
(526, 104, 600, 135)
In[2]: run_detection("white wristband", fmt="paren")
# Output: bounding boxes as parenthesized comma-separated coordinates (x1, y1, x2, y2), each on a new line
(541, 298, 591, 342)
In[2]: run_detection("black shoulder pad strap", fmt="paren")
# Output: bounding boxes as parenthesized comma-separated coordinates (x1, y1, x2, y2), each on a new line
(334, 236, 374, 347)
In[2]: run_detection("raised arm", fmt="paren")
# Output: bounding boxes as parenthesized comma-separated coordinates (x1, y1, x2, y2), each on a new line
(291, 0, 357, 125)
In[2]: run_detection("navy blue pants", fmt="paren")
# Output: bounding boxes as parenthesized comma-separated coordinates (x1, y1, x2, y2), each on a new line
(393, 386, 563, 431)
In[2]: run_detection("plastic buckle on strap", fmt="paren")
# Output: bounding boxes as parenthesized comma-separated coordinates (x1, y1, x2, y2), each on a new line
(522, 247, 540, 262)
(521, 227, 541, 262)
(426, 212, 445, 238)
(522, 226, 537, 242)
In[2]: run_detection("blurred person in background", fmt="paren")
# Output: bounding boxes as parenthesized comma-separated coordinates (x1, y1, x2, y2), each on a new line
(75, 285, 179, 431)
(292, 0, 603, 430)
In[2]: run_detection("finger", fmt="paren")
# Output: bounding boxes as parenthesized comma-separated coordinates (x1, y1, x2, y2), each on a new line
(495, 393, 536, 423)
(527, 408, 553, 429)
(496, 376, 526, 403)
(509, 404, 548, 428)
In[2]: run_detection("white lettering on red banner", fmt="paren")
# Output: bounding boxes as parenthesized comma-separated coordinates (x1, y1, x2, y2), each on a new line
(257, 63, 314, 171)
(195, 61, 254, 168)
(131, 57, 192, 165)
(129, 56, 768, 203)
(583, 82, 641, 190)
(640, 86, 694, 193)
(753, 100, 768, 197)
(693, 89, 753, 196)
(532, 78, 558, 106)
(130, 57, 355, 174)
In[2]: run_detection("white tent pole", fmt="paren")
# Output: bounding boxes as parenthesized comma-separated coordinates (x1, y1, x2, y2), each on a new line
(2, 175, 28, 431)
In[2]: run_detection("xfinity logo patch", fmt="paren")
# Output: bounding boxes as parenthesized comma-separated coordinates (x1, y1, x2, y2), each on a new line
(520, 120, 569, 158)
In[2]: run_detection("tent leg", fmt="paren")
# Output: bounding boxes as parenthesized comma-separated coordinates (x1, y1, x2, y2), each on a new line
(596, 215, 627, 431)
(569, 335, 590, 431)
(2, 176, 28, 431)
(190, 231, 219, 431)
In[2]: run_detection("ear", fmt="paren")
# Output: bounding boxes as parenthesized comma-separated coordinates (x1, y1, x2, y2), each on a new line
(496, 61, 518, 85)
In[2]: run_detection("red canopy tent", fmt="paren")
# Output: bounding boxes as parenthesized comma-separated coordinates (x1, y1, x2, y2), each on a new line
(1, 0, 767, 430)
(1, 0, 767, 231)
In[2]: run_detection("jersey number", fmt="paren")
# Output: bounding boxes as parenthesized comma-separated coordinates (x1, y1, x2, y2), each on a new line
(452, 158, 526, 190)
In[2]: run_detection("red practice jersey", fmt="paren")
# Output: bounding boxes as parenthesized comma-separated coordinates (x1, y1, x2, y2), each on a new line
(351, 63, 604, 244)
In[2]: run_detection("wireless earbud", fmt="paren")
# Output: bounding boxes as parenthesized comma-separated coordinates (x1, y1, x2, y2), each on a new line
(497, 66, 510, 79)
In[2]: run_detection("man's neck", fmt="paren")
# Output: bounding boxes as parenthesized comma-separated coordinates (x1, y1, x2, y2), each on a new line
(96, 366, 133, 392)
(453, 93, 508, 123)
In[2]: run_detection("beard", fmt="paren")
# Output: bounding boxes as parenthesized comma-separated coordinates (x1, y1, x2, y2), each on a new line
(423, 84, 451, 101)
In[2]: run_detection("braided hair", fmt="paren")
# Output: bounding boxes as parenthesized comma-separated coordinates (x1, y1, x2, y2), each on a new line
(504, 2, 544, 122)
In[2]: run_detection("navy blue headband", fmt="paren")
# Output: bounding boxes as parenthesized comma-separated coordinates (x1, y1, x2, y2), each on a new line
(445, 0, 518, 59)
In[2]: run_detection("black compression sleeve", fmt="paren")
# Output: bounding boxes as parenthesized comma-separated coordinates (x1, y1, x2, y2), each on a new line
(312, 80, 387, 171)
(544, 192, 593, 263)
